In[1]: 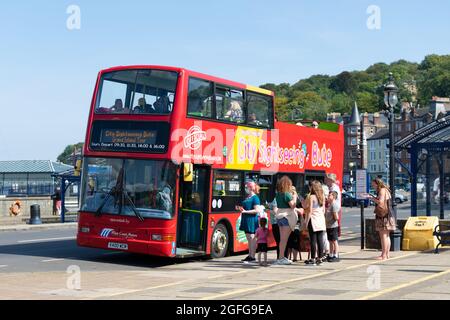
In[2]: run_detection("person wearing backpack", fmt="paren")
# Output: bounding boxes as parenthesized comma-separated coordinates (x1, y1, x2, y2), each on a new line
(366, 178, 396, 260)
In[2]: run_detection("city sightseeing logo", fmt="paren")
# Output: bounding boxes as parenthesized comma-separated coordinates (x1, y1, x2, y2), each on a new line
(184, 125, 207, 150)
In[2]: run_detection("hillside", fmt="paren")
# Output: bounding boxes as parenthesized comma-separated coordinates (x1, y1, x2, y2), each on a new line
(261, 54, 450, 121)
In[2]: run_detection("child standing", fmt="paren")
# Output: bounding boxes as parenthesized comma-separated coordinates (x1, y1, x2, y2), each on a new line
(255, 217, 269, 266)
(326, 191, 340, 262)
(287, 224, 301, 261)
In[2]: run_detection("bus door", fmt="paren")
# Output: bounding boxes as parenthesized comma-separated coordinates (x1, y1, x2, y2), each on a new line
(177, 164, 210, 251)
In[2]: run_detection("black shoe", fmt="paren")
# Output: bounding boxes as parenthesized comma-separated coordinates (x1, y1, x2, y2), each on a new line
(241, 256, 251, 262)
(316, 258, 322, 265)
(305, 259, 316, 265)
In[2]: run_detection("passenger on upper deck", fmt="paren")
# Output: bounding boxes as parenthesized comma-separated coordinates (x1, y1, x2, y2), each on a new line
(248, 112, 263, 126)
(133, 98, 147, 113)
(224, 101, 243, 122)
(110, 99, 129, 113)
(153, 90, 171, 113)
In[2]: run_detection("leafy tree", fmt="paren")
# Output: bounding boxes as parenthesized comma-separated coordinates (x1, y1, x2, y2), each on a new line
(330, 71, 357, 95)
(262, 54, 450, 121)
(57, 143, 84, 164)
(330, 94, 352, 114)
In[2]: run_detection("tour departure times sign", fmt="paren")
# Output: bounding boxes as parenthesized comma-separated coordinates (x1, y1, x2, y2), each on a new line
(90, 121, 170, 154)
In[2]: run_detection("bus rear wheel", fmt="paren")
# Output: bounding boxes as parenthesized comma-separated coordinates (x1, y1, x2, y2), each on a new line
(211, 223, 229, 258)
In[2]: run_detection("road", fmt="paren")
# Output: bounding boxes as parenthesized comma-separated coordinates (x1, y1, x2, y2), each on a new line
(0, 205, 380, 274)
(0, 205, 449, 300)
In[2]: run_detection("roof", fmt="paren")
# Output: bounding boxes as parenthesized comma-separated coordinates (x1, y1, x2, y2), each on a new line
(99, 65, 274, 97)
(367, 129, 389, 141)
(348, 102, 361, 126)
(413, 108, 432, 118)
(0, 160, 72, 174)
(396, 114, 450, 150)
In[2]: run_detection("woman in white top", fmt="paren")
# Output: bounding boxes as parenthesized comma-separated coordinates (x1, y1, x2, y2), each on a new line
(304, 180, 327, 266)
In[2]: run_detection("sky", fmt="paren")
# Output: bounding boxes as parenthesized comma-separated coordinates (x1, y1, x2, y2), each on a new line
(1, 0, 450, 162)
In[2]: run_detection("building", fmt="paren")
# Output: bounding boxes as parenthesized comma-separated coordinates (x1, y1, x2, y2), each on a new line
(367, 129, 389, 181)
(328, 96, 450, 189)
(328, 103, 388, 189)
(392, 100, 445, 186)
(430, 96, 450, 119)
(0, 160, 72, 197)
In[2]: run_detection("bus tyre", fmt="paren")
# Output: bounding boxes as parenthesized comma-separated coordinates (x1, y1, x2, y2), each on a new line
(211, 223, 229, 258)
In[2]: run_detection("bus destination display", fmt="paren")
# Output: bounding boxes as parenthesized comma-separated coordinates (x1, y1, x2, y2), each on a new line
(90, 121, 169, 153)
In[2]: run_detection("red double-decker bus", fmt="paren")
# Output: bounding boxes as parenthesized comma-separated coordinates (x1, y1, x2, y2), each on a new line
(77, 65, 344, 258)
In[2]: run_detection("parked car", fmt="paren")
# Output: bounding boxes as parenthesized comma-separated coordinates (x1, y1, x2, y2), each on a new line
(393, 192, 408, 204)
(342, 192, 368, 208)
(369, 188, 408, 204)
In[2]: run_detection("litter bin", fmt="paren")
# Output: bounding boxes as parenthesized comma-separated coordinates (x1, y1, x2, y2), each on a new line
(402, 216, 439, 251)
(29, 204, 42, 225)
(390, 229, 402, 251)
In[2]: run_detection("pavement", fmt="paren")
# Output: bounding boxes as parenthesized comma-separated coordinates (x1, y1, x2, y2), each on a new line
(0, 225, 449, 300)
(0, 222, 77, 232)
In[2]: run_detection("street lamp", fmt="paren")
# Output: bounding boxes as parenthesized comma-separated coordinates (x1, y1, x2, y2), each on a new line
(383, 73, 398, 207)
(383, 72, 401, 249)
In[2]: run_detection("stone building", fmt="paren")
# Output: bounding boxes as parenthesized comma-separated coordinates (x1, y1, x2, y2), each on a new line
(327, 103, 387, 189)
(328, 97, 450, 189)
(367, 129, 389, 181)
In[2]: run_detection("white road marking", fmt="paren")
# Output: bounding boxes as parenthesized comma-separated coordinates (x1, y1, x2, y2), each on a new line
(41, 259, 65, 263)
(0, 265, 7, 268)
(17, 237, 76, 244)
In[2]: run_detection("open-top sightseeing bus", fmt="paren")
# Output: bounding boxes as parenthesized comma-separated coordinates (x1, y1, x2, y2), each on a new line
(77, 65, 344, 258)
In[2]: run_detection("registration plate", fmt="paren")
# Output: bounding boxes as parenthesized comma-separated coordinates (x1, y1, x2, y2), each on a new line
(107, 242, 128, 250)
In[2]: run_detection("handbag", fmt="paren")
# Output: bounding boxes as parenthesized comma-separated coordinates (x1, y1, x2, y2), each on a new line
(374, 194, 392, 219)
(374, 203, 388, 218)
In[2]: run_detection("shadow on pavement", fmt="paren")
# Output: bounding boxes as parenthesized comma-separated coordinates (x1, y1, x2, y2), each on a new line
(0, 239, 212, 269)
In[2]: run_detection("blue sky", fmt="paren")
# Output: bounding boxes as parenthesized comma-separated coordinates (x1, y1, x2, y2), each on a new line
(1, 0, 450, 161)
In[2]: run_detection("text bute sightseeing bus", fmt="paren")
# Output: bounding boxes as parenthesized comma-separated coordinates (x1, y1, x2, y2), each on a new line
(77, 65, 344, 258)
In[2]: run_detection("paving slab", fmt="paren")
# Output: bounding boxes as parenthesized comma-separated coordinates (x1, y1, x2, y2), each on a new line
(0, 244, 449, 300)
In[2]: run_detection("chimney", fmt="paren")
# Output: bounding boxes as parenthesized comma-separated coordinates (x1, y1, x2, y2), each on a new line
(373, 112, 381, 126)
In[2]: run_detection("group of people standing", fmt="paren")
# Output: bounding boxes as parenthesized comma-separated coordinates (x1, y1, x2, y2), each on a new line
(237, 174, 397, 265)
(237, 174, 343, 266)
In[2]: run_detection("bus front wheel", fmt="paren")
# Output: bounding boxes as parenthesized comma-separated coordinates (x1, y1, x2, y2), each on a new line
(211, 223, 229, 258)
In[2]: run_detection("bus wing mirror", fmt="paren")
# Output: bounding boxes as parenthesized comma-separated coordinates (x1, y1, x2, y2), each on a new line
(183, 163, 193, 182)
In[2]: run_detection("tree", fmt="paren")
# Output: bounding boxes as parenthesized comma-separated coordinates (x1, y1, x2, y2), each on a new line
(57, 143, 84, 165)
(417, 55, 450, 106)
(261, 54, 450, 121)
(330, 94, 352, 115)
(330, 71, 357, 95)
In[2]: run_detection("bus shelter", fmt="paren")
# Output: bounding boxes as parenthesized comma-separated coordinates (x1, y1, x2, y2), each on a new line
(52, 170, 81, 223)
(396, 115, 450, 219)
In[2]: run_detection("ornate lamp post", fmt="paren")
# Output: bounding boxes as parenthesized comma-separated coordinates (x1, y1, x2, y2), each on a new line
(384, 72, 399, 195)
(383, 73, 398, 214)
(383, 73, 402, 250)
